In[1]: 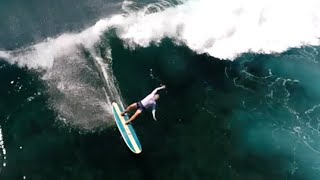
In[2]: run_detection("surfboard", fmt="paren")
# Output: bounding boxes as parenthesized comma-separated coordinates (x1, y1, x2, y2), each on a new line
(112, 102, 142, 154)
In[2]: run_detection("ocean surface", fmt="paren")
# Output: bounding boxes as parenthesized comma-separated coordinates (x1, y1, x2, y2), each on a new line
(1, 0, 320, 179)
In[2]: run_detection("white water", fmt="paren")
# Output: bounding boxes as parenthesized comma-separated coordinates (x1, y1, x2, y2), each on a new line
(115, 0, 320, 59)
(0, 51, 10, 61)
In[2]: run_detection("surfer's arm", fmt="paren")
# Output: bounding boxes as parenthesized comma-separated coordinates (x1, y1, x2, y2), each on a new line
(151, 85, 166, 95)
(152, 104, 157, 121)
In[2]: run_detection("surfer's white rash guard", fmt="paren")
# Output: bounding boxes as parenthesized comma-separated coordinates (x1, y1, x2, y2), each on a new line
(140, 86, 165, 120)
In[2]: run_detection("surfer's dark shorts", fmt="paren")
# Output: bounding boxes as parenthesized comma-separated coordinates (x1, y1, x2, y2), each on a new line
(136, 101, 146, 111)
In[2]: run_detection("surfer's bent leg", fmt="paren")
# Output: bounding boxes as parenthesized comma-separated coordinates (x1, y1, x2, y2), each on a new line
(125, 110, 142, 124)
(121, 103, 138, 116)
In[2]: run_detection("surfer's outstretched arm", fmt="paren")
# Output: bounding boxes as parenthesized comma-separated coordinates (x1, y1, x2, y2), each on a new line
(152, 104, 157, 121)
(151, 85, 166, 95)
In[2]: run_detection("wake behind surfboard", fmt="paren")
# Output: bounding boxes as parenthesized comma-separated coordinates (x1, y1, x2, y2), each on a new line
(112, 102, 142, 154)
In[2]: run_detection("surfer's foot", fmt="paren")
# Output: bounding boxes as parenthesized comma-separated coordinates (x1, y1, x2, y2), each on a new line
(125, 121, 131, 125)
(121, 112, 126, 116)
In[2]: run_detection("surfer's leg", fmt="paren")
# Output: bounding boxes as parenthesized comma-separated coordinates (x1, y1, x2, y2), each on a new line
(121, 103, 138, 116)
(125, 110, 142, 124)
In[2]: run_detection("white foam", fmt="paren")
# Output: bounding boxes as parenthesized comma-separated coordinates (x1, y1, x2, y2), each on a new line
(0, 51, 11, 59)
(115, 0, 320, 59)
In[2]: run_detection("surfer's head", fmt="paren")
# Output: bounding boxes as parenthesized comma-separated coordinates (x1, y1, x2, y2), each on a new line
(154, 94, 160, 100)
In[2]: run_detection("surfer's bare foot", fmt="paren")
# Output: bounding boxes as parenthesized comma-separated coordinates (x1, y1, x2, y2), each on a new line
(121, 112, 126, 116)
(125, 121, 131, 125)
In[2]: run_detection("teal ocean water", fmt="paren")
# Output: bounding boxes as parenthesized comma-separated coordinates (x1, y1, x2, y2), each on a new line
(1, 0, 320, 179)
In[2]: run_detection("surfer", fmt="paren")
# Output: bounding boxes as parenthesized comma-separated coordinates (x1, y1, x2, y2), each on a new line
(121, 85, 166, 124)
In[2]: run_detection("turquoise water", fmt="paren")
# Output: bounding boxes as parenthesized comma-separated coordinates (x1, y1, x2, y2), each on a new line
(1, 0, 320, 179)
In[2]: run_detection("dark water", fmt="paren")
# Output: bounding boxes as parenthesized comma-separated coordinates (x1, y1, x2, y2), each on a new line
(1, 0, 320, 180)
(0, 0, 121, 49)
